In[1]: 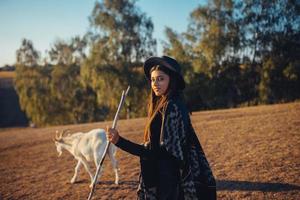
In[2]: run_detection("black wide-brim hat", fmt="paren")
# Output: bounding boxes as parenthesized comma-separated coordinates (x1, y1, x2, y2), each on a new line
(143, 55, 185, 90)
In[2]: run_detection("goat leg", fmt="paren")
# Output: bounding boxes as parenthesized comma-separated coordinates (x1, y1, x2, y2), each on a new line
(71, 160, 82, 184)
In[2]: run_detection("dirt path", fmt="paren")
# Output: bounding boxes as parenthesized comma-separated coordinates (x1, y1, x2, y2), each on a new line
(0, 103, 299, 199)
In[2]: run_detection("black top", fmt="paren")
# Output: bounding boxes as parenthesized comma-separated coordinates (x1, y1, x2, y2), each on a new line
(115, 111, 174, 160)
(115, 111, 179, 187)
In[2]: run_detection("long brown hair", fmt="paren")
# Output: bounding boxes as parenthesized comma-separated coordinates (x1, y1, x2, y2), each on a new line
(143, 65, 180, 142)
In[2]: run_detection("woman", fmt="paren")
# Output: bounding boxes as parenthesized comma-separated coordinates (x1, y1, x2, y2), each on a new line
(107, 56, 216, 199)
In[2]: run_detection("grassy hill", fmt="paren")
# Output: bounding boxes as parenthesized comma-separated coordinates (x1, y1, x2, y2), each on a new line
(0, 102, 299, 199)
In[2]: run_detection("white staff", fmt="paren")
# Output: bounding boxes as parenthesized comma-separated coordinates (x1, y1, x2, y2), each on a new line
(87, 86, 130, 200)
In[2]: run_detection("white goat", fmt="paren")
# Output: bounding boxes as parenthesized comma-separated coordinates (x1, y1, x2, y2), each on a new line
(54, 129, 119, 187)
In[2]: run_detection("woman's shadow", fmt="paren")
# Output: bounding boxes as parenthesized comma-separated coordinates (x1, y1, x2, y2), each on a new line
(75, 179, 300, 192)
(217, 180, 300, 192)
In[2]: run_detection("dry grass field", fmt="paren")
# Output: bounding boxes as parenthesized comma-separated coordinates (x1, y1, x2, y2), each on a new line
(0, 72, 14, 88)
(0, 102, 299, 199)
(0, 71, 15, 79)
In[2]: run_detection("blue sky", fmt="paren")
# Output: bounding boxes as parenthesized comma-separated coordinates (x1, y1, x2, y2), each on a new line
(0, 0, 204, 66)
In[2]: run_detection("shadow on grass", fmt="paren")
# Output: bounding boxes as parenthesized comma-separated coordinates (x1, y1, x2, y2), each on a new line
(217, 180, 300, 192)
(75, 179, 300, 192)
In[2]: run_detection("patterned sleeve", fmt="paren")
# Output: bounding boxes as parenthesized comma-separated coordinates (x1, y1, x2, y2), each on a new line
(161, 101, 187, 162)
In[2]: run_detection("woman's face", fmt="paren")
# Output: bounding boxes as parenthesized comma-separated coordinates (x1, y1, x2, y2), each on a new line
(151, 69, 170, 97)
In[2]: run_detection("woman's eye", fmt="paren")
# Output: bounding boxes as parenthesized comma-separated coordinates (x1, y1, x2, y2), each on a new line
(151, 77, 164, 82)
(158, 77, 164, 81)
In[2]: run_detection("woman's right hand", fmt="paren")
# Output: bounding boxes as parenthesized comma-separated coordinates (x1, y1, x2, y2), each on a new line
(106, 126, 120, 144)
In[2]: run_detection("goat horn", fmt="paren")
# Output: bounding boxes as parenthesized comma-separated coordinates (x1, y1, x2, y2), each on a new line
(55, 130, 60, 140)
(61, 129, 70, 138)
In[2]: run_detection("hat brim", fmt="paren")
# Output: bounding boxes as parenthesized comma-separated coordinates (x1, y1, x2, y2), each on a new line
(143, 57, 185, 90)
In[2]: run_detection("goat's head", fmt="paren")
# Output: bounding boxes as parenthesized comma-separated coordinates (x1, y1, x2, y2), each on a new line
(53, 129, 70, 157)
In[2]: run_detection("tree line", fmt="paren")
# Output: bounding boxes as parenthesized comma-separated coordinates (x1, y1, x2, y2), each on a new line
(14, 0, 300, 126)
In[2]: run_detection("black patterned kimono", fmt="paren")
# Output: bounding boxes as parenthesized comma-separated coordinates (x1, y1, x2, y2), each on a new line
(116, 96, 216, 200)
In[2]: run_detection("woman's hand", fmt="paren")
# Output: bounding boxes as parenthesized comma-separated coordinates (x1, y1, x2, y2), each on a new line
(106, 126, 120, 144)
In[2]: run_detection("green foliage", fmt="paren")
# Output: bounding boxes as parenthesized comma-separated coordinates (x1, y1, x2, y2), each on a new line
(13, 0, 300, 126)
(163, 0, 300, 110)
(89, 0, 156, 63)
(16, 39, 40, 67)
(82, 0, 156, 119)
(15, 39, 101, 126)
(15, 64, 52, 126)
(244, 0, 300, 103)
(49, 64, 101, 124)
(48, 36, 87, 65)
(15, 62, 101, 126)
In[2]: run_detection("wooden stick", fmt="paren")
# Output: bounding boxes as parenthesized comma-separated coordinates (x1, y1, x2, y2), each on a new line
(87, 86, 130, 200)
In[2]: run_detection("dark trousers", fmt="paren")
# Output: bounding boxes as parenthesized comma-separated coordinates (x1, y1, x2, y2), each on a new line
(157, 159, 183, 200)
(157, 159, 217, 200)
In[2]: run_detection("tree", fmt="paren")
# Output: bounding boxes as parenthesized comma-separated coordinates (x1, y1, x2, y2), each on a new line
(82, 0, 156, 119)
(88, 0, 156, 64)
(187, 0, 240, 76)
(49, 64, 101, 124)
(16, 39, 40, 67)
(14, 38, 100, 126)
(14, 39, 50, 126)
(164, 0, 244, 109)
(164, 0, 300, 109)
(14, 65, 52, 126)
(241, 0, 300, 103)
(48, 36, 87, 65)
